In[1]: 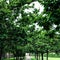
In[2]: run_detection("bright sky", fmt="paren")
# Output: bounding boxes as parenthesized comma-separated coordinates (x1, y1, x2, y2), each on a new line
(24, 1, 44, 14)
(6, 0, 9, 4)
(30, 1, 44, 14)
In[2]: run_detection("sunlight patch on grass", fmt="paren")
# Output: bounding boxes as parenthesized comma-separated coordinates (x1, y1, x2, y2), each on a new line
(44, 57, 60, 60)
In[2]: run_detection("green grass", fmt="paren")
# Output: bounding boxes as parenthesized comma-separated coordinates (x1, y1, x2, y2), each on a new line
(31, 56, 60, 60)
(4, 57, 60, 60)
(31, 57, 60, 60)
(4, 53, 60, 60)
(4, 58, 15, 60)
(44, 57, 60, 60)
(31, 57, 36, 60)
(44, 53, 60, 58)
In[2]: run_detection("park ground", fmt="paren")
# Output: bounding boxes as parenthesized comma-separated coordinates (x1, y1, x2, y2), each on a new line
(5, 57, 60, 60)
(31, 57, 60, 60)
(5, 56, 60, 60)
(4, 53, 60, 60)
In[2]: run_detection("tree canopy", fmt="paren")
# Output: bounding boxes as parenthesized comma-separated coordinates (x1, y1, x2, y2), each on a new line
(0, 0, 60, 60)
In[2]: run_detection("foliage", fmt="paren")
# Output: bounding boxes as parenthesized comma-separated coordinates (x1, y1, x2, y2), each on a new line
(0, 0, 60, 60)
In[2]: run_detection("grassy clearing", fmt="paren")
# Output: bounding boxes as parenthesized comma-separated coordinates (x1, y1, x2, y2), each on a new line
(4, 57, 60, 60)
(4, 53, 60, 60)
(4, 58, 15, 60)
(31, 56, 60, 60)
(44, 53, 60, 58)
(44, 57, 60, 60)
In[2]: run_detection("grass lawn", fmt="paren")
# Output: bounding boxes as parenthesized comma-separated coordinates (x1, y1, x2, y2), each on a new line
(4, 57, 60, 60)
(43, 57, 60, 60)
(31, 56, 60, 60)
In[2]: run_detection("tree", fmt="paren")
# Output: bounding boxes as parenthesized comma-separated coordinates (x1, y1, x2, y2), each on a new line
(0, 0, 60, 60)
(0, 0, 39, 60)
(38, 0, 60, 60)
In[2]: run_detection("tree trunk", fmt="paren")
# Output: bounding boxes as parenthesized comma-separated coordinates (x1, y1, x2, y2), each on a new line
(35, 53, 36, 59)
(39, 53, 40, 60)
(20, 57, 24, 60)
(36, 53, 39, 60)
(0, 48, 3, 60)
(16, 57, 19, 60)
(2, 53, 5, 60)
(41, 53, 43, 60)
(0, 54, 2, 60)
(35, 53, 38, 60)
(46, 51, 48, 60)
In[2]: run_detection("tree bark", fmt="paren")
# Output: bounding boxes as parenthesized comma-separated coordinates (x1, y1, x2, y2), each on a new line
(16, 57, 19, 60)
(39, 53, 40, 60)
(46, 51, 48, 60)
(41, 53, 44, 60)
(0, 48, 3, 60)
(35, 53, 36, 59)
(0, 52, 1, 60)
(37, 53, 39, 60)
